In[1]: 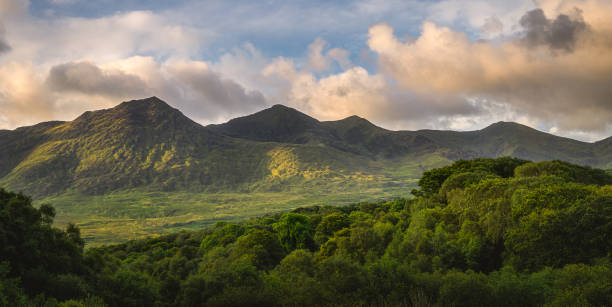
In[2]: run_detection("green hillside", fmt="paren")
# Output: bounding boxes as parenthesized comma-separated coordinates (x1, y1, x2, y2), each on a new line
(0, 97, 610, 244)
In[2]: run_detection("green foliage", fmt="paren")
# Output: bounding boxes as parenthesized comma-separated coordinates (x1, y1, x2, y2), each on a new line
(2, 157, 612, 306)
(0, 188, 86, 300)
(0, 262, 28, 306)
(515, 160, 612, 185)
(200, 222, 245, 251)
(233, 229, 285, 270)
(503, 183, 611, 270)
(437, 270, 495, 306)
(417, 157, 529, 196)
(314, 212, 350, 245)
(273, 213, 315, 251)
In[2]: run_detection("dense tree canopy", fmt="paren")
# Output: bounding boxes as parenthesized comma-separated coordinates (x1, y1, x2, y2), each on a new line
(0, 188, 87, 304)
(1, 157, 612, 306)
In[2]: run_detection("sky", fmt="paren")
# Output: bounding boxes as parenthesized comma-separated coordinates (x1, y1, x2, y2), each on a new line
(0, 0, 611, 141)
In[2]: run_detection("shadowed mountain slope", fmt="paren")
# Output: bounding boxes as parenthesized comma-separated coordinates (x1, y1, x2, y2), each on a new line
(414, 121, 600, 165)
(212, 106, 609, 165)
(208, 104, 324, 143)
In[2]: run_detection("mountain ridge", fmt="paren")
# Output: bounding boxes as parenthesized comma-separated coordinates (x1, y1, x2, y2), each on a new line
(3, 99, 608, 143)
(0, 97, 610, 199)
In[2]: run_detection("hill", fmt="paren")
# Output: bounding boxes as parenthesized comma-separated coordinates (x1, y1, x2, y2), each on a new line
(0, 97, 610, 244)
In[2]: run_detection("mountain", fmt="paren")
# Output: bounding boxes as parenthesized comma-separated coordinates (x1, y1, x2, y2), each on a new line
(415, 121, 600, 165)
(594, 136, 612, 169)
(1, 97, 610, 198)
(208, 104, 325, 143)
(210, 106, 413, 157)
(0, 97, 261, 196)
(1, 97, 610, 245)
(212, 105, 609, 165)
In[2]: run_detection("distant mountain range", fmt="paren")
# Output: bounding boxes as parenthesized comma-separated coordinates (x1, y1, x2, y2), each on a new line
(1, 96, 610, 199)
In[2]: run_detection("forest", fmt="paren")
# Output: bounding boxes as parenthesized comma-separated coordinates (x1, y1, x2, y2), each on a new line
(1, 157, 611, 306)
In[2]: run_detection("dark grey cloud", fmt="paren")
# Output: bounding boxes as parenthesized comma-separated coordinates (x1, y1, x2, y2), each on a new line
(46, 61, 148, 97)
(520, 8, 587, 52)
(0, 23, 10, 55)
(384, 90, 481, 122)
(170, 65, 266, 113)
(0, 38, 9, 54)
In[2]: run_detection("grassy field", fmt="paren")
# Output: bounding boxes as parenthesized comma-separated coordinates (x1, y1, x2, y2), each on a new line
(41, 185, 415, 247)
(38, 174, 425, 247)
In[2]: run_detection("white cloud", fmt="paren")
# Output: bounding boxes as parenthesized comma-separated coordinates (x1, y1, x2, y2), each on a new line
(367, 1, 612, 135)
(262, 51, 481, 130)
(427, 0, 536, 37)
(0, 61, 55, 127)
(1, 9, 209, 66)
(305, 38, 352, 73)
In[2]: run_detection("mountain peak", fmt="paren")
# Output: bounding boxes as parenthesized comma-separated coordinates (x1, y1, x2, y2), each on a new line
(268, 104, 294, 110)
(480, 121, 538, 135)
(232, 104, 318, 127)
(486, 121, 527, 128)
(115, 96, 175, 113)
(324, 115, 387, 133)
(261, 104, 314, 118)
(104, 96, 181, 119)
(210, 104, 320, 142)
(343, 115, 365, 121)
(338, 115, 377, 126)
(64, 96, 198, 137)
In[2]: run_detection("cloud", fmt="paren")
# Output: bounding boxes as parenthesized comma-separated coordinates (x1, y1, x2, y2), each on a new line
(367, 0, 612, 134)
(263, 53, 480, 130)
(97, 57, 268, 121)
(164, 59, 267, 115)
(0, 56, 269, 129)
(0, 37, 9, 55)
(2, 9, 208, 65)
(0, 22, 9, 56)
(0, 60, 140, 129)
(519, 8, 587, 51)
(258, 37, 478, 128)
(306, 38, 351, 73)
(49, 0, 78, 4)
(273, 65, 390, 121)
(0, 0, 27, 17)
(482, 16, 503, 35)
(0, 0, 21, 56)
(0, 0, 609, 142)
(47, 61, 149, 97)
(427, 0, 536, 37)
(0, 62, 55, 127)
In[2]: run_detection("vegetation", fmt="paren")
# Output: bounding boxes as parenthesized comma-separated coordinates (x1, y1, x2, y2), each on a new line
(2, 157, 611, 306)
(44, 185, 416, 246)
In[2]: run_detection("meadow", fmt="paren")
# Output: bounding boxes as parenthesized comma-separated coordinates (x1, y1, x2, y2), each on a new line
(42, 175, 420, 246)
